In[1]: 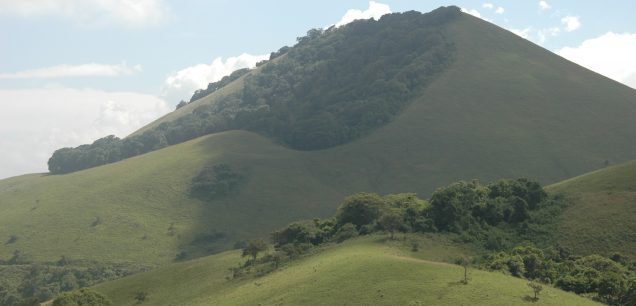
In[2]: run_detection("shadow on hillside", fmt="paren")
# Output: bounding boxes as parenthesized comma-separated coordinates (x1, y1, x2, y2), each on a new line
(447, 280, 465, 287)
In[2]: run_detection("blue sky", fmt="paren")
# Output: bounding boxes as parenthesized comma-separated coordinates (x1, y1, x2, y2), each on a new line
(1, 0, 635, 178)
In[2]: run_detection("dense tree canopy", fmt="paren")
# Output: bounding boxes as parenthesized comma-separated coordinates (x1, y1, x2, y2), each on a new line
(51, 289, 112, 306)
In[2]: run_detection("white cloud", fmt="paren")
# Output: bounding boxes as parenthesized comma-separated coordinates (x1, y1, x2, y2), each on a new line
(509, 27, 532, 39)
(537, 27, 560, 44)
(335, 1, 391, 27)
(482, 3, 494, 9)
(461, 8, 482, 19)
(507, 26, 561, 45)
(561, 16, 581, 32)
(557, 32, 636, 89)
(539, 1, 551, 10)
(0, 88, 171, 179)
(0, 63, 142, 79)
(0, 0, 170, 29)
(495, 7, 505, 14)
(162, 53, 268, 103)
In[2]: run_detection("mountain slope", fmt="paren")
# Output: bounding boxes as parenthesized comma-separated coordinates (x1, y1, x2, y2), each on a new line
(547, 160, 636, 257)
(0, 131, 360, 264)
(3, 8, 636, 265)
(91, 236, 599, 306)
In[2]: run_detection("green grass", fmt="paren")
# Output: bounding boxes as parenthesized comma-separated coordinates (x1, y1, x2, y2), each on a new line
(3, 11, 636, 267)
(93, 235, 599, 306)
(0, 131, 361, 264)
(547, 160, 636, 257)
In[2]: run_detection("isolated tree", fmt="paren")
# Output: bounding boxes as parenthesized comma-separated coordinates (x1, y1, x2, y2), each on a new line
(242, 239, 268, 263)
(528, 281, 543, 301)
(378, 211, 403, 239)
(455, 255, 471, 284)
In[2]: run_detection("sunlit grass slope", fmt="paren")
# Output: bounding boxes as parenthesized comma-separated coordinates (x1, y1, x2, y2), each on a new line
(94, 235, 599, 306)
(548, 160, 636, 257)
(0, 131, 360, 264)
(3, 11, 636, 265)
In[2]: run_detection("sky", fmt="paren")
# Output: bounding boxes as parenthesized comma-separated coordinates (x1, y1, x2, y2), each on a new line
(1, 0, 635, 179)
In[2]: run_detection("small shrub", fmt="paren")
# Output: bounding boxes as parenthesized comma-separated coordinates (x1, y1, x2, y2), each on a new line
(6, 235, 18, 245)
(174, 251, 188, 261)
(410, 240, 420, 252)
(91, 216, 102, 227)
(135, 291, 148, 304)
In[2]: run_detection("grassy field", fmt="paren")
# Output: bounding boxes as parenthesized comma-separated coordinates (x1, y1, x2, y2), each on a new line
(0, 131, 362, 264)
(3, 11, 636, 267)
(93, 235, 599, 306)
(548, 160, 636, 257)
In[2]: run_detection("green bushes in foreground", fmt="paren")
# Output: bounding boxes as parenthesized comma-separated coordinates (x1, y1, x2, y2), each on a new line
(229, 178, 564, 278)
(232, 177, 632, 305)
(268, 178, 561, 253)
(52, 289, 112, 306)
(484, 246, 636, 305)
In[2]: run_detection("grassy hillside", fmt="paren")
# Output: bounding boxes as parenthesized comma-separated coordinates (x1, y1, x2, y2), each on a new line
(0, 131, 361, 264)
(548, 160, 636, 257)
(3, 9, 636, 266)
(92, 235, 599, 306)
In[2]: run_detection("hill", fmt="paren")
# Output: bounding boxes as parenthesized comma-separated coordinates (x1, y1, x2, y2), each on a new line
(548, 160, 636, 257)
(3, 5, 636, 270)
(92, 235, 599, 306)
(0, 131, 358, 264)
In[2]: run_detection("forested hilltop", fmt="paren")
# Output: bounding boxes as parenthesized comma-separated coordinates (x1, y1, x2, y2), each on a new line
(48, 6, 460, 174)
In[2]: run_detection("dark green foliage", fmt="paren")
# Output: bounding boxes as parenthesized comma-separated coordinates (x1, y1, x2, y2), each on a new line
(134, 291, 148, 304)
(271, 223, 313, 247)
(527, 281, 543, 301)
(175, 100, 187, 110)
(191, 164, 246, 200)
(190, 68, 250, 102)
(485, 248, 636, 305)
(266, 178, 558, 257)
(231, 8, 457, 150)
(242, 240, 268, 262)
(52, 289, 112, 306)
(335, 193, 384, 229)
(427, 178, 565, 249)
(429, 181, 488, 232)
(47, 7, 459, 174)
(333, 223, 359, 243)
(378, 211, 404, 239)
(0, 259, 145, 306)
(278, 243, 312, 260)
(269, 46, 290, 60)
(48, 135, 124, 174)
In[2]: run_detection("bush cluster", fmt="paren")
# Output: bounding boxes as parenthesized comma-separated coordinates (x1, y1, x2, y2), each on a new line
(0, 255, 145, 306)
(485, 247, 636, 305)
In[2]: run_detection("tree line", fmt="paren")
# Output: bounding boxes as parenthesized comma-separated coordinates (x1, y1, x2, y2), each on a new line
(230, 178, 564, 276)
(231, 177, 635, 305)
